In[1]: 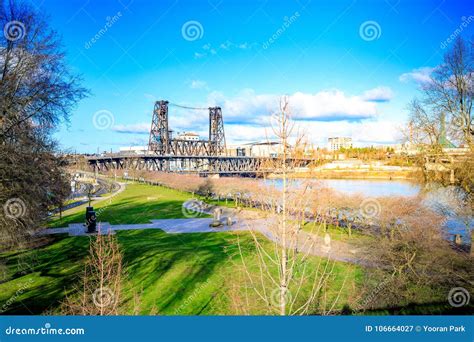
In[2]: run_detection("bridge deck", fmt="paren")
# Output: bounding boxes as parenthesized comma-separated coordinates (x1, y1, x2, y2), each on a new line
(85, 154, 313, 175)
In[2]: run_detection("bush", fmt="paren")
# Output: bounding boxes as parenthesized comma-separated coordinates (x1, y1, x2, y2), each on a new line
(196, 179, 214, 198)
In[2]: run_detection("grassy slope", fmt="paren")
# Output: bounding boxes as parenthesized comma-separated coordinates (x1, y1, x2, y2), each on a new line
(301, 222, 372, 243)
(0, 183, 363, 315)
(49, 182, 209, 228)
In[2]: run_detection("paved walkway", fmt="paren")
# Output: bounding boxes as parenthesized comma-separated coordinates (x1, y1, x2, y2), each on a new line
(41, 200, 365, 265)
(54, 180, 127, 214)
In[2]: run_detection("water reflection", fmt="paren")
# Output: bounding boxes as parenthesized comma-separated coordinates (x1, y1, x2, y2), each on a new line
(264, 178, 473, 244)
(265, 178, 420, 197)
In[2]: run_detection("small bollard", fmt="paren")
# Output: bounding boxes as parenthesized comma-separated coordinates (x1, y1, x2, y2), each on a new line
(213, 208, 222, 221)
(322, 233, 331, 253)
(210, 208, 223, 228)
(85, 207, 97, 233)
(453, 234, 462, 246)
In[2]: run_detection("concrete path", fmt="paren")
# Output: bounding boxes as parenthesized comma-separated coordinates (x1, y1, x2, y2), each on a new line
(54, 180, 127, 214)
(41, 199, 364, 265)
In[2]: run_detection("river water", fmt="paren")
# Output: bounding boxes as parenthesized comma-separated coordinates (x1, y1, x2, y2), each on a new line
(311, 179, 420, 197)
(265, 178, 473, 244)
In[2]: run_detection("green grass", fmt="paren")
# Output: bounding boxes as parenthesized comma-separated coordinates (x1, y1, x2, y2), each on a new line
(0, 235, 89, 314)
(301, 221, 372, 243)
(0, 230, 363, 315)
(49, 183, 209, 228)
(1, 182, 364, 315)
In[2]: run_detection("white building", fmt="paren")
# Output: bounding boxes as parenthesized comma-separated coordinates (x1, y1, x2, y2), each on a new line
(177, 132, 200, 141)
(250, 141, 283, 157)
(328, 137, 352, 151)
(119, 146, 148, 154)
(227, 141, 285, 158)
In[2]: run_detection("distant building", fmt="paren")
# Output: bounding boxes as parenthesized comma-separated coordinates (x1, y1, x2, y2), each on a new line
(177, 132, 200, 141)
(250, 141, 283, 157)
(227, 141, 284, 158)
(119, 146, 148, 154)
(328, 137, 352, 151)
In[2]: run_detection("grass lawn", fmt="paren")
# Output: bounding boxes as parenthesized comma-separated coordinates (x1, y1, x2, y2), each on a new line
(1, 182, 364, 315)
(49, 182, 209, 228)
(301, 221, 372, 243)
(0, 230, 363, 315)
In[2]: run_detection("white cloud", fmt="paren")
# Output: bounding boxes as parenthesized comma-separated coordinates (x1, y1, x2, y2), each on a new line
(220, 41, 231, 50)
(113, 87, 401, 146)
(291, 90, 378, 120)
(224, 119, 403, 146)
(399, 67, 434, 84)
(170, 109, 208, 130)
(204, 88, 401, 145)
(361, 86, 394, 102)
(225, 124, 272, 143)
(351, 120, 403, 144)
(112, 123, 149, 134)
(196, 41, 253, 59)
(206, 88, 381, 124)
(143, 93, 156, 101)
(189, 80, 207, 89)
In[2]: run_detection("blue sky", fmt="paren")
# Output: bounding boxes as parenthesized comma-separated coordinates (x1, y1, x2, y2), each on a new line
(30, 0, 474, 152)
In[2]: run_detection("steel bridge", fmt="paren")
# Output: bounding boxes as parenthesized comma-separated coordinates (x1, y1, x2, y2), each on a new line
(87, 100, 312, 175)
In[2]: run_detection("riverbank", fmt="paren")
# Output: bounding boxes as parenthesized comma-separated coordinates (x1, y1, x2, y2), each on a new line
(274, 159, 422, 180)
(278, 168, 420, 180)
(0, 182, 364, 315)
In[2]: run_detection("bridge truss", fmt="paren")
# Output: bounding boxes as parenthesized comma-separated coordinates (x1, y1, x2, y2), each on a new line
(148, 100, 226, 157)
(87, 100, 312, 175)
(88, 155, 282, 175)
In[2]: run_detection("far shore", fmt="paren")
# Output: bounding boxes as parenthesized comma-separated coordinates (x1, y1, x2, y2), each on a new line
(269, 169, 421, 181)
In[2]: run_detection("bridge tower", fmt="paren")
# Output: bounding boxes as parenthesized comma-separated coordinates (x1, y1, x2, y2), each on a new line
(438, 112, 456, 148)
(148, 100, 170, 154)
(209, 106, 226, 156)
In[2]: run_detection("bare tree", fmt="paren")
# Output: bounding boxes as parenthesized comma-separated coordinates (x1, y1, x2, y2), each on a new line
(62, 230, 123, 315)
(407, 37, 473, 149)
(235, 97, 344, 315)
(0, 0, 87, 138)
(358, 197, 473, 312)
(428, 37, 473, 147)
(407, 100, 445, 151)
(405, 37, 474, 190)
(0, 0, 87, 248)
